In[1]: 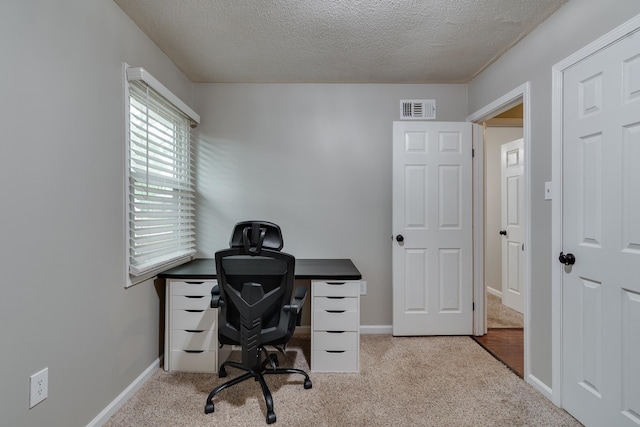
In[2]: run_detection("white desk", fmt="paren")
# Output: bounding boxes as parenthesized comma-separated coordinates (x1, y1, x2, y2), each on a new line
(160, 258, 362, 373)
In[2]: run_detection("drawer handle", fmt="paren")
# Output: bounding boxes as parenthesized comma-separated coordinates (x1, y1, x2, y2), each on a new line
(326, 331, 345, 334)
(184, 350, 204, 354)
(326, 282, 346, 285)
(185, 310, 205, 313)
(185, 281, 205, 284)
(185, 330, 205, 333)
(326, 350, 346, 354)
(327, 296, 345, 300)
(184, 295, 205, 299)
(326, 310, 346, 314)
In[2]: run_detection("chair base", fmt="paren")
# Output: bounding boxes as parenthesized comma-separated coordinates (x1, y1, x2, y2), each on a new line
(204, 357, 312, 424)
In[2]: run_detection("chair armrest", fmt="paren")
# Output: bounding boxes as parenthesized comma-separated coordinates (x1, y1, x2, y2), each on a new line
(293, 285, 308, 307)
(210, 284, 224, 308)
(284, 286, 307, 325)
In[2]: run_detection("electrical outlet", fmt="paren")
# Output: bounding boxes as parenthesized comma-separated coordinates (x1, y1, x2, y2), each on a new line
(360, 281, 367, 295)
(29, 368, 48, 408)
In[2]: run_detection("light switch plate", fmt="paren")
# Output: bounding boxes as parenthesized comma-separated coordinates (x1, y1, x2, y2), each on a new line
(544, 182, 552, 200)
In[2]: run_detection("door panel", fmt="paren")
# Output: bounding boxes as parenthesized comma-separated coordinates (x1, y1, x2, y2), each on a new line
(392, 121, 475, 336)
(578, 277, 602, 398)
(622, 289, 640, 420)
(439, 248, 462, 312)
(562, 29, 640, 426)
(439, 165, 462, 228)
(622, 123, 640, 251)
(405, 165, 428, 227)
(405, 249, 428, 312)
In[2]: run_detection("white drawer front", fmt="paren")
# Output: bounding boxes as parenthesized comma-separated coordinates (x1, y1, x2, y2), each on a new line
(313, 331, 358, 351)
(313, 281, 359, 297)
(170, 350, 217, 373)
(172, 294, 211, 310)
(171, 280, 217, 296)
(313, 310, 358, 331)
(172, 309, 217, 330)
(313, 296, 358, 311)
(172, 329, 217, 351)
(312, 350, 358, 372)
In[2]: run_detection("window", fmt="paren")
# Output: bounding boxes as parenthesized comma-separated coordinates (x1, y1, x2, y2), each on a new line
(125, 66, 200, 286)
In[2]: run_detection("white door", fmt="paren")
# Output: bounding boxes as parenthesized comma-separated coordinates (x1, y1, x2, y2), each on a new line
(561, 29, 640, 426)
(500, 139, 524, 313)
(392, 121, 475, 336)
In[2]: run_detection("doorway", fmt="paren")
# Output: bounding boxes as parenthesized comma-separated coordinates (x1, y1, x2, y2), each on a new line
(474, 105, 525, 377)
(468, 83, 531, 382)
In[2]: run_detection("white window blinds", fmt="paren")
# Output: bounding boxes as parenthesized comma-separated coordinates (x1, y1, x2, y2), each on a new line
(126, 73, 197, 278)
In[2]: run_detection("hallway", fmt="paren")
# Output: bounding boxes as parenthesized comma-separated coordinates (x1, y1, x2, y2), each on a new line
(473, 294, 524, 377)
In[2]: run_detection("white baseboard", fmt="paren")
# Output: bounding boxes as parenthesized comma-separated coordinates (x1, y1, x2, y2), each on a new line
(527, 372, 554, 403)
(360, 325, 392, 334)
(87, 357, 161, 427)
(487, 287, 502, 297)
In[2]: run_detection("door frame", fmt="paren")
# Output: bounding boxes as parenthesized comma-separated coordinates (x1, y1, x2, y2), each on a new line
(551, 13, 640, 408)
(467, 82, 533, 386)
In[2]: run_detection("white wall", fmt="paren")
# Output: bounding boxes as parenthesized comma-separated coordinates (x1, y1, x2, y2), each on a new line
(0, 1, 195, 425)
(468, 0, 640, 389)
(484, 127, 523, 295)
(193, 83, 468, 326)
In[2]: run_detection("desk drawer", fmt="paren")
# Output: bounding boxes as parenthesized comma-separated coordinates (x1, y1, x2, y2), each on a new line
(172, 309, 217, 331)
(312, 350, 358, 372)
(313, 331, 358, 351)
(171, 280, 217, 296)
(313, 281, 359, 297)
(172, 329, 217, 351)
(172, 294, 211, 310)
(170, 350, 217, 373)
(314, 296, 358, 311)
(313, 310, 358, 331)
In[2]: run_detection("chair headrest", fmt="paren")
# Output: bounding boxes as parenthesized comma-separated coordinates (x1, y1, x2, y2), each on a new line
(229, 221, 284, 254)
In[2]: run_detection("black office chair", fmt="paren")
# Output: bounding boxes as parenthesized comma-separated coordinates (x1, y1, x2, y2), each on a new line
(205, 221, 312, 424)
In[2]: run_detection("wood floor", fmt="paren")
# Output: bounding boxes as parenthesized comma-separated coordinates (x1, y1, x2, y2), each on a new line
(472, 328, 524, 378)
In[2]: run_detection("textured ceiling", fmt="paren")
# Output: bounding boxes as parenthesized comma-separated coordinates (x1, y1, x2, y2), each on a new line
(114, 0, 567, 83)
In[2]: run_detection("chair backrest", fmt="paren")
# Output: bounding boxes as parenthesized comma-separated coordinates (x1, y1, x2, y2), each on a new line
(215, 222, 295, 367)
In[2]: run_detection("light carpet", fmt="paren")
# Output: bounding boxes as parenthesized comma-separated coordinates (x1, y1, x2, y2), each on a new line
(487, 293, 524, 328)
(105, 335, 580, 426)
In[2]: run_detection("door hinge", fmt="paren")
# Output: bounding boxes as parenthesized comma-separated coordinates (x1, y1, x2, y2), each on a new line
(472, 302, 475, 311)
(472, 148, 475, 157)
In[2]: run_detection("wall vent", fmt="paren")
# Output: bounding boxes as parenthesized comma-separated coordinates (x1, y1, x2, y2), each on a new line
(400, 99, 436, 120)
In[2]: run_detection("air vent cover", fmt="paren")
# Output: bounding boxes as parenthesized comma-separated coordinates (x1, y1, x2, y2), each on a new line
(400, 99, 436, 120)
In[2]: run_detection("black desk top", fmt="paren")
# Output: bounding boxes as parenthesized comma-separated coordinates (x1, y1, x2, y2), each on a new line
(159, 258, 362, 280)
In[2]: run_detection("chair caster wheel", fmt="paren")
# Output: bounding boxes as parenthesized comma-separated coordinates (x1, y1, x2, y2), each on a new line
(204, 402, 215, 414)
(266, 412, 276, 424)
(218, 367, 227, 378)
(304, 379, 312, 389)
(269, 354, 279, 367)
